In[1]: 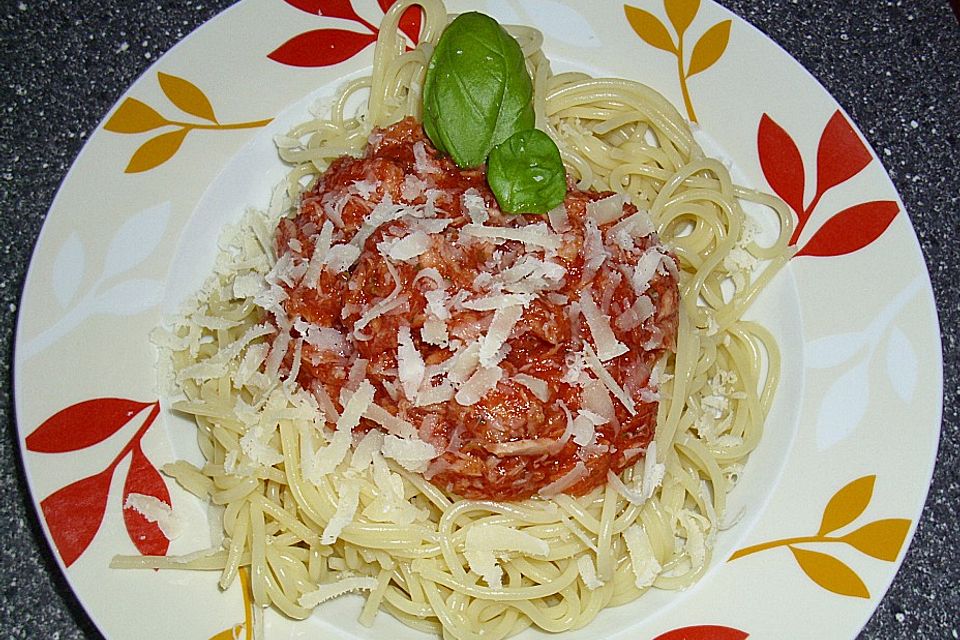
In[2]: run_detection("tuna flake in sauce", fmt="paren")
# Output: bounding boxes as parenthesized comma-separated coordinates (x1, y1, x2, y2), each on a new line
(270, 118, 679, 501)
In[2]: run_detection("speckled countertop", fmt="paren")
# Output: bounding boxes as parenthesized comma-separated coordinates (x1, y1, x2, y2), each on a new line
(1, 0, 957, 638)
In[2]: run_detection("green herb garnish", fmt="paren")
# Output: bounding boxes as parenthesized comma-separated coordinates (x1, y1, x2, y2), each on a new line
(422, 11, 566, 214)
(487, 129, 567, 214)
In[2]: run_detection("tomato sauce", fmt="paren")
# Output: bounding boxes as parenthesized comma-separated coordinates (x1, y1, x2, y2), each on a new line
(275, 118, 679, 501)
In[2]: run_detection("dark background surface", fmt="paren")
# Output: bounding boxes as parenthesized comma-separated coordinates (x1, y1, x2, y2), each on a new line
(1, 0, 957, 637)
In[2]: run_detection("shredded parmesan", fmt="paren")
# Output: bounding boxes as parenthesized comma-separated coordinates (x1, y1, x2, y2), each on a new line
(580, 290, 629, 361)
(538, 461, 588, 496)
(623, 524, 661, 588)
(381, 434, 437, 473)
(455, 365, 503, 406)
(479, 305, 523, 368)
(397, 326, 425, 402)
(321, 478, 360, 544)
(577, 554, 604, 590)
(586, 193, 627, 225)
(123, 493, 183, 540)
(513, 373, 550, 402)
(583, 344, 636, 415)
(460, 222, 562, 250)
(299, 577, 379, 608)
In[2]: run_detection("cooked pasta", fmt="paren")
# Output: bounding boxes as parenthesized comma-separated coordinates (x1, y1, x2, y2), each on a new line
(113, 2, 793, 639)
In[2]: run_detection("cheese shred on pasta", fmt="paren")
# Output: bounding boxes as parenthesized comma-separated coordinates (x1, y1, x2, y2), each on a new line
(112, 1, 793, 638)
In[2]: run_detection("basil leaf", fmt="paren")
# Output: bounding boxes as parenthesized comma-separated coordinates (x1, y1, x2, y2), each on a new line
(422, 12, 534, 168)
(488, 129, 567, 214)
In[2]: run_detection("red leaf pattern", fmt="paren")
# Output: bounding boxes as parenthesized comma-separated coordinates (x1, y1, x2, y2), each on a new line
(268, 28, 377, 67)
(26, 398, 153, 453)
(41, 467, 114, 567)
(30, 398, 167, 567)
(284, 0, 362, 21)
(796, 200, 900, 257)
(122, 444, 172, 557)
(654, 625, 750, 640)
(757, 110, 897, 257)
(379, 0, 423, 44)
(816, 110, 872, 196)
(757, 114, 805, 219)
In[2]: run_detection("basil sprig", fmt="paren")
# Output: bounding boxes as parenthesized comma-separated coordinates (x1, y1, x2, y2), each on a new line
(423, 12, 534, 168)
(487, 129, 567, 214)
(422, 12, 566, 214)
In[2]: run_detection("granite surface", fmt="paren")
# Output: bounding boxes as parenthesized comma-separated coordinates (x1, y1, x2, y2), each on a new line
(1, 0, 957, 638)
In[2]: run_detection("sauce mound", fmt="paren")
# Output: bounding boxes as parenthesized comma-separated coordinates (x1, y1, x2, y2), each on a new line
(273, 118, 679, 501)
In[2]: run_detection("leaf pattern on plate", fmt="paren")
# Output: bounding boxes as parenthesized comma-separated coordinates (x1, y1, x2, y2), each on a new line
(27, 399, 165, 567)
(25, 398, 155, 453)
(208, 567, 254, 640)
(654, 625, 749, 640)
(885, 326, 918, 404)
(19, 202, 171, 362)
(624, 0, 731, 121)
(269, 0, 422, 67)
(804, 277, 925, 449)
(789, 546, 870, 599)
(730, 475, 911, 599)
(757, 110, 899, 257)
(51, 233, 85, 309)
(104, 73, 272, 173)
(122, 443, 173, 557)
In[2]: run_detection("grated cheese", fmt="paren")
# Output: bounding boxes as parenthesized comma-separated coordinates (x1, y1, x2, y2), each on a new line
(572, 409, 607, 446)
(462, 188, 488, 224)
(464, 523, 550, 557)
(455, 365, 503, 406)
(538, 461, 588, 496)
(630, 250, 664, 294)
(623, 524, 661, 589)
(546, 203, 570, 233)
(580, 290, 629, 362)
(378, 230, 431, 261)
(462, 292, 534, 312)
(320, 478, 360, 544)
(586, 193, 627, 225)
(583, 344, 636, 415)
(460, 222, 562, 250)
(479, 305, 523, 368)
(397, 326, 425, 402)
(324, 243, 361, 274)
(513, 373, 550, 402)
(303, 220, 334, 288)
(299, 577, 379, 608)
(381, 434, 438, 473)
(362, 401, 418, 439)
(123, 493, 183, 540)
(577, 554, 604, 590)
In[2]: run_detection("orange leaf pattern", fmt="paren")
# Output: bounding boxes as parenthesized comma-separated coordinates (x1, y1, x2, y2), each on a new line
(104, 98, 170, 134)
(158, 72, 218, 123)
(126, 128, 190, 174)
(664, 0, 699, 36)
(730, 475, 912, 600)
(105, 73, 272, 173)
(789, 546, 870, 598)
(624, 6, 677, 53)
(207, 567, 253, 640)
(623, 1, 731, 121)
(818, 475, 875, 536)
(686, 20, 731, 77)
(841, 519, 911, 561)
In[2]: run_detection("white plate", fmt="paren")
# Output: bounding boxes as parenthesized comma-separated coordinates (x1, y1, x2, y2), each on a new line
(15, 1, 942, 639)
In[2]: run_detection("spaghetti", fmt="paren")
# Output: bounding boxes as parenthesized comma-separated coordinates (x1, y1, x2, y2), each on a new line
(114, 1, 794, 638)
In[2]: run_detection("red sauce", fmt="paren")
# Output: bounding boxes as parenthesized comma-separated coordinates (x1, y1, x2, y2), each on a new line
(275, 118, 679, 501)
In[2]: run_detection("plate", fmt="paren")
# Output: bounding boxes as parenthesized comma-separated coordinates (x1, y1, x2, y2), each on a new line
(14, 1, 942, 638)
